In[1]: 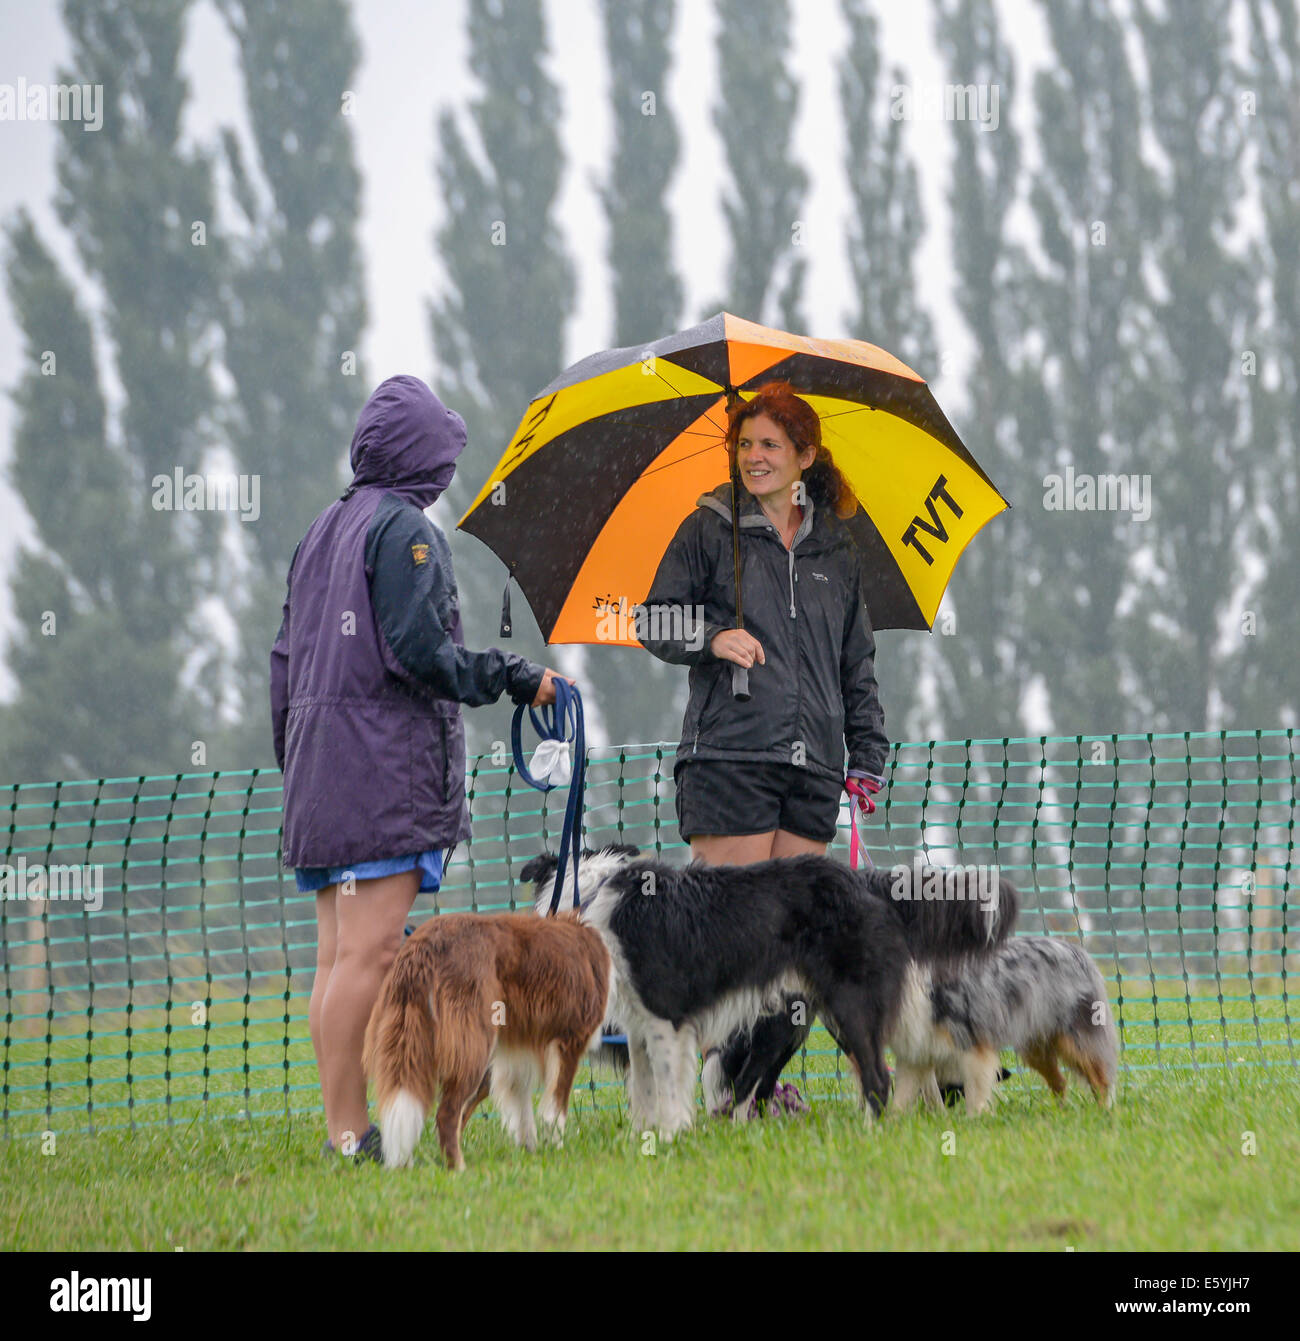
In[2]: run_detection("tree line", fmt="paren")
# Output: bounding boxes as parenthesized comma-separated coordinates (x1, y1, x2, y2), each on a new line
(3, 0, 1296, 787)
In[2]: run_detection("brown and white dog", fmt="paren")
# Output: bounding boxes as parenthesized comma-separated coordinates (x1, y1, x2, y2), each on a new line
(363, 911, 611, 1170)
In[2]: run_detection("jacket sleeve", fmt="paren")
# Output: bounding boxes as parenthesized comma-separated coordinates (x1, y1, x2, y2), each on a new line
(366, 504, 545, 707)
(640, 511, 728, 666)
(840, 549, 889, 777)
(269, 541, 299, 773)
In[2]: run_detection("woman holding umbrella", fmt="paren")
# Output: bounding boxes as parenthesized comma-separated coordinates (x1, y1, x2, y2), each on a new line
(641, 380, 890, 1116)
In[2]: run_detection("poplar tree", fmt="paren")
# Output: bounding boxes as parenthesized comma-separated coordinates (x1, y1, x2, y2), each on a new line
(710, 0, 808, 326)
(1016, 0, 1158, 736)
(214, 0, 367, 765)
(1233, 0, 1300, 726)
(840, 0, 940, 747)
(429, 0, 575, 754)
(0, 0, 218, 781)
(579, 0, 689, 748)
(599, 0, 683, 349)
(930, 0, 1034, 741)
(1129, 0, 1255, 731)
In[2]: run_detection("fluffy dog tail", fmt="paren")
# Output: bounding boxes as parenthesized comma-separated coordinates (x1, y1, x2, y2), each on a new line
(363, 933, 488, 1169)
(1068, 950, 1120, 1109)
(884, 865, 1019, 967)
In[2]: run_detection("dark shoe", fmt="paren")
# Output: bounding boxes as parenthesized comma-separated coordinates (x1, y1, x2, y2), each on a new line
(324, 1123, 383, 1163)
(353, 1123, 383, 1163)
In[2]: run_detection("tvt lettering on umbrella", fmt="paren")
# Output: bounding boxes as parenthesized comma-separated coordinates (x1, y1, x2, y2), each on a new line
(901, 475, 964, 565)
(500, 393, 558, 472)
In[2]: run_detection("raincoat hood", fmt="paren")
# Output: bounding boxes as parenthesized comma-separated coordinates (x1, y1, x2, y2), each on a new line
(348, 374, 467, 509)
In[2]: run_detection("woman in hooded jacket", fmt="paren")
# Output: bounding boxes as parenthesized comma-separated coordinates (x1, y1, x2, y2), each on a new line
(641, 381, 889, 1115)
(271, 374, 568, 1161)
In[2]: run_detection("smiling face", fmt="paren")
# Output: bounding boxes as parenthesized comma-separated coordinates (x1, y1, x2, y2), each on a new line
(735, 412, 817, 502)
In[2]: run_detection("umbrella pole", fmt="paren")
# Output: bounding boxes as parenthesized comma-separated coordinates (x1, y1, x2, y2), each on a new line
(727, 389, 750, 702)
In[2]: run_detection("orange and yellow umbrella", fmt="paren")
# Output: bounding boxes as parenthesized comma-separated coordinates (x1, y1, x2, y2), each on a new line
(458, 313, 1007, 645)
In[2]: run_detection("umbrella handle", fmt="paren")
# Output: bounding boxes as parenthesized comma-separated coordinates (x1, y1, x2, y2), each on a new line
(731, 664, 750, 701)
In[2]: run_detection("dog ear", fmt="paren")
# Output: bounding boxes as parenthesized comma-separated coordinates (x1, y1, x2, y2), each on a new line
(518, 853, 559, 886)
(602, 843, 641, 859)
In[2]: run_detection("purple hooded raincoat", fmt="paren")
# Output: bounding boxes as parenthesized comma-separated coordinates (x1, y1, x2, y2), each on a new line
(270, 375, 543, 869)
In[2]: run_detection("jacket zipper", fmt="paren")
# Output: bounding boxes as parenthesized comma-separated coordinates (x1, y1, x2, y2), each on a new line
(694, 664, 724, 753)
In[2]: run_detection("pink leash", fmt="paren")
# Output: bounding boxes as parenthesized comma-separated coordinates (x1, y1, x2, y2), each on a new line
(844, 778, 876, 870)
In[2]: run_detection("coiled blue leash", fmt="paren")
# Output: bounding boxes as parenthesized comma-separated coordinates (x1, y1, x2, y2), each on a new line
(512, 678, 585, 915)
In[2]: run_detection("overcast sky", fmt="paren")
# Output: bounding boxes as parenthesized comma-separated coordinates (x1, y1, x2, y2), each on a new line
(0, 0, 1053, 699)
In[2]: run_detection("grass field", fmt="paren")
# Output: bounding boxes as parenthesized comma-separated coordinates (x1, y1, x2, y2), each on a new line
(2, 1061, 1297, 1252)
(3, 979, 1297, 1251)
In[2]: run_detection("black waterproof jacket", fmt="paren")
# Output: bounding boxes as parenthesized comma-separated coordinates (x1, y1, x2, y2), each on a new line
(641, 482, 889, 783)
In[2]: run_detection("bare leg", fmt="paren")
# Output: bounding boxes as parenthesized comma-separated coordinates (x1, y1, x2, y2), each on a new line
(692, 833, 823, 1115)
(309, 888, 338, 1133)
(320, 869, 420, 1149)
(689, 832, 777, 865)
(691, 833, 773, 1123)
(769, 830, 829, 859)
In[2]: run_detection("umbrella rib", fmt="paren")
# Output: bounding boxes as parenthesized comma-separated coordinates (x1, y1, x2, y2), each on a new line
(637, 439, 730, 477)
(640, 361, 731, 438)
(815, 403, 883, 422)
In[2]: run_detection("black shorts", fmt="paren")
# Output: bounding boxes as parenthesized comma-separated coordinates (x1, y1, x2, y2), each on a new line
(674, 759, 844, 844)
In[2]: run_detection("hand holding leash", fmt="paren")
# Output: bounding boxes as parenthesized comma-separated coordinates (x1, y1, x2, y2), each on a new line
(532, 667, 574, 707)
(513, 679, 586, 913)
(844, 775, 882, 870)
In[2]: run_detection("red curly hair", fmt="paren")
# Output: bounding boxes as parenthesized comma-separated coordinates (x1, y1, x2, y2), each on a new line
(725, 381, 858, 520)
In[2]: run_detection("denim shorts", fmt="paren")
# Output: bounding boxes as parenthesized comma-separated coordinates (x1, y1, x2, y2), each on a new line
(294, 849, 444, 894)
(674, 760, 844, 844)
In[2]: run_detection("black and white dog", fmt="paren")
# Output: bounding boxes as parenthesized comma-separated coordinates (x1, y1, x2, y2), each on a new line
(525, 847, 1018, 1138)
(523, 847, 808, 1113)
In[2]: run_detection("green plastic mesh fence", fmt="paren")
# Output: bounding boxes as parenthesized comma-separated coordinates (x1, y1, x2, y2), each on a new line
(1, 728, 1294, 1137)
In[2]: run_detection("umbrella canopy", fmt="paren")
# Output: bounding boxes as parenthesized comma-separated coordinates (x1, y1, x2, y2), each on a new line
(457, 312, 1007, 644)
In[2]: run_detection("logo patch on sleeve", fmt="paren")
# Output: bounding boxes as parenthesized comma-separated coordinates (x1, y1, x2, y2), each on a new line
(411, 543, 430, 566)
